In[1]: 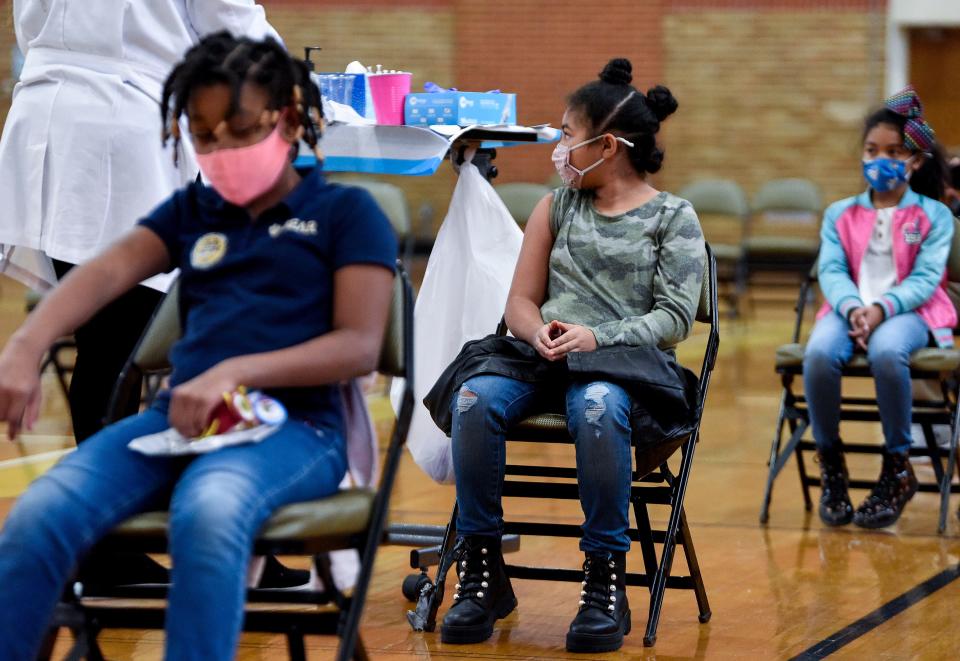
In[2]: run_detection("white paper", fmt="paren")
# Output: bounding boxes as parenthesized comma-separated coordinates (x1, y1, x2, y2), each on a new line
(128, 424, 280, 456)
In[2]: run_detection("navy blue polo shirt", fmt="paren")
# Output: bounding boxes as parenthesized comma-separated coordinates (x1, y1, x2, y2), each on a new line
(139, 167, 397, 433)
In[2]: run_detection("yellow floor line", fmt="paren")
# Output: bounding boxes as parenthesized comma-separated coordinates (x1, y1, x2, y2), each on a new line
(0, 447, 72, 468)
(0, 448, 72, 497)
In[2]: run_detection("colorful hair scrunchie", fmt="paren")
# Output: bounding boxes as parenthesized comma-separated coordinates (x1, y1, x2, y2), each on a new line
(884, 85, 936, 153)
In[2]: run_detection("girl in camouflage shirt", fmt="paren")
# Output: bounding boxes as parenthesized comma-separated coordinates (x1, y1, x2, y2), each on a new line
(438, 58, 706, 653)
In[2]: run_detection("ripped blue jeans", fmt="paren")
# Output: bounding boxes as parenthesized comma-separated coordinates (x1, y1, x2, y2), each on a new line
(451, 374, 633, 553)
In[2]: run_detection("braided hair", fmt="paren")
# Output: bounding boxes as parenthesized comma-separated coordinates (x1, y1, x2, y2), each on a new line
(567, 58, 678, 176)
(161, 31, 323, 164)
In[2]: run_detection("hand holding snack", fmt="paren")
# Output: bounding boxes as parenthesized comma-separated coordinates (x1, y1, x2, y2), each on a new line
(130, 387, 287, 457)
(200, 387, 287, 438)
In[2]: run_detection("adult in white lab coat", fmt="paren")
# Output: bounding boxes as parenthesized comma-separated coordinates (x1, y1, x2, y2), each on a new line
(0, 0, 280, 442)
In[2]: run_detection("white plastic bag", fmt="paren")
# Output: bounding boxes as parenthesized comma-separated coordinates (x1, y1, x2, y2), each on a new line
(391, 155, 524, 483)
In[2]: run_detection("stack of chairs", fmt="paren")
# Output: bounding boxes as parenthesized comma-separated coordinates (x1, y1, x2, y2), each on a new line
(495, 182, 552, 228)
(679, 179, 750, 317)
(744, 178, 822, 284)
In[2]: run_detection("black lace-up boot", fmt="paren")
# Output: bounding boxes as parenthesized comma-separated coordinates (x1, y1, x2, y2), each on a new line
(440, 536, 517, 644)
(853, 450, 918, 529)
(565, 550, 630, 653)
(817, 446, 853, 526)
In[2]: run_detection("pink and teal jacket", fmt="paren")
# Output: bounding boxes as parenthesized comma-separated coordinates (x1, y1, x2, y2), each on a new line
(817, 188, 956, 348)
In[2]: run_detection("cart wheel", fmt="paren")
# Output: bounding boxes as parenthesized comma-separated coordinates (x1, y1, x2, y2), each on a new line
(402, 572, 431, 602)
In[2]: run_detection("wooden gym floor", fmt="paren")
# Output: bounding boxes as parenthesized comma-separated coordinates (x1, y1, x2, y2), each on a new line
(1, 273, 958, 660)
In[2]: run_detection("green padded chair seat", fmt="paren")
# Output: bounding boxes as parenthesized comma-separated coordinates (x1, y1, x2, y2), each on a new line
(512, 412, 569, 434)
(775, 342, 960, 373)
(108, 489, 375, 553)
(744, 237, 819, 256)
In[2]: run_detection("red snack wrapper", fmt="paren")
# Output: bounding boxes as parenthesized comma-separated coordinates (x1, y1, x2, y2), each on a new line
(200, 388, 255, 438)
(198, 387, 282, 439)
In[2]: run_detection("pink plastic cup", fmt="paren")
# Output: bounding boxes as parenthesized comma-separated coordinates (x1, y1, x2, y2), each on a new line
(368, 72, 412, 125)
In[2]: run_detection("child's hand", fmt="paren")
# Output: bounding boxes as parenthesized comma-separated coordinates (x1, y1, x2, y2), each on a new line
(848, 306, 884, 351)
(549, 322, 598, 357)
(532, 321, 563, 361)
(0, 339, 44, 440)
(169, 363, 240, 438)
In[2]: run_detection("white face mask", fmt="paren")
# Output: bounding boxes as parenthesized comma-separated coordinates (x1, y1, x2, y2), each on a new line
(551, 134, 634, 187)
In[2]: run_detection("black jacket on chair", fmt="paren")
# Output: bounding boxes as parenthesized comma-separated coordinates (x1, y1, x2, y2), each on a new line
(424, 335, 699, 474)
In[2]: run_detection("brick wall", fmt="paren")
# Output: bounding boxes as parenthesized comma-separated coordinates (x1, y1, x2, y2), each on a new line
(453, 0, 666, 189)
(0, 1, 892, 236)
(661, 2, 887, 206)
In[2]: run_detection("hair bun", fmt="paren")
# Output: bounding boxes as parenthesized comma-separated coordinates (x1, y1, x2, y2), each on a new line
(645, 85, 678, 121)
(599, 58, 633, 86)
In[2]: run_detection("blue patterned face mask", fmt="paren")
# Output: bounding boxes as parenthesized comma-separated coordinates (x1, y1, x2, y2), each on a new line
(862, 157, 912, 193)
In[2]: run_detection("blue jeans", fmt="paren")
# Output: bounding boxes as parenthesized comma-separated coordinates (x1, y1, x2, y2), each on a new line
(803, 311, 930, 455)
(451, 374, 634, 553)
(0, 402, 347, 661)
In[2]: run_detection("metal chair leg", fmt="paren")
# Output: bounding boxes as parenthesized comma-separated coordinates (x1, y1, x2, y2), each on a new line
(64, 624, 104, 661)
(643, 440, 700, 647)
(632, 499, 659, 583)
(286, 629, 307, 661)
(793, 423, 813, 512)
(761, 390, 789, 523)
(643, 504, 680, 647)
(678, 510, 711, 623)
(36, 627, 58, 661)
(940, 404, 960, 533)
(921, 422, 946, 485)
(761, 402, 808, 521)
(352, 634, 370, 661)
(406, 503, 458, 632)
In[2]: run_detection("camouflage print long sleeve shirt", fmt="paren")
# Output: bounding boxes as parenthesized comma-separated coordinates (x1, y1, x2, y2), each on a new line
(540, 186, 706, 350)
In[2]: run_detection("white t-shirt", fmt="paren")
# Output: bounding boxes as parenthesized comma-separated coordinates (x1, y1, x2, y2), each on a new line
(858, 206, 897, 306)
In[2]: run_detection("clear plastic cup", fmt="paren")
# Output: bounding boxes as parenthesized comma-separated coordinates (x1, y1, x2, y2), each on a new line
(319, 74, 355, 107)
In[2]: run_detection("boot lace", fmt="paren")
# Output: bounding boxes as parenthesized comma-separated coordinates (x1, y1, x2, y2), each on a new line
(822, 469, 846, 492)
(859, 457, 908, 514)
(451, 539, 492, 605)
(865, 468, 899, 507)
(578, 555, 618, 615)
(817, 454, 849, 507)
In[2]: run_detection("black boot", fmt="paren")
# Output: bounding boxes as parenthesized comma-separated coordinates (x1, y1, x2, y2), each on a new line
(853, 450, 918, 529)
(566, 550, 630, 653)
(817, 447, 853, 526)
(440, 536, 517, 644)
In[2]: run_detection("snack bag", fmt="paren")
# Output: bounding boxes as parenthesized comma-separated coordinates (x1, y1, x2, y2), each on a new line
(128, 388, 288, 456)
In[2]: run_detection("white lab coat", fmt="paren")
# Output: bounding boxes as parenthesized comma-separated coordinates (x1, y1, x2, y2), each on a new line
(0, 0, 280, 291)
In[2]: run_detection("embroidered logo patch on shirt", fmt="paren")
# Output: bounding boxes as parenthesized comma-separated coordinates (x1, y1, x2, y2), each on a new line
(191, 232, 228, 269)
(269, 218, 319, 238)
(903, 227, 922, 244)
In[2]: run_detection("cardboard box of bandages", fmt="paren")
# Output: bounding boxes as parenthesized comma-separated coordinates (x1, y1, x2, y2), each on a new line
(403, 91, 517, 127)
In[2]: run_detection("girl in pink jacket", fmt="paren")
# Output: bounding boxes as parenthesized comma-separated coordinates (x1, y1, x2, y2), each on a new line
(804, 86, 953, 530)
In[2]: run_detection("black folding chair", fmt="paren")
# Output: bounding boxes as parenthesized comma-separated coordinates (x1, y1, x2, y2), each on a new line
(406, 246, 719, 647)
(760, 236, 960, 533)
(47, 265, 415, 661)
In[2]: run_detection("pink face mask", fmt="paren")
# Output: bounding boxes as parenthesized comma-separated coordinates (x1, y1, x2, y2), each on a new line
(195, 124, 292, 207)
(551, 134, 635, 187)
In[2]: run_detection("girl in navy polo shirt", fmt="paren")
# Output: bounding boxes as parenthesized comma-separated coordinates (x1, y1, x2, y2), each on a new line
(0, 33, 397, 661)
